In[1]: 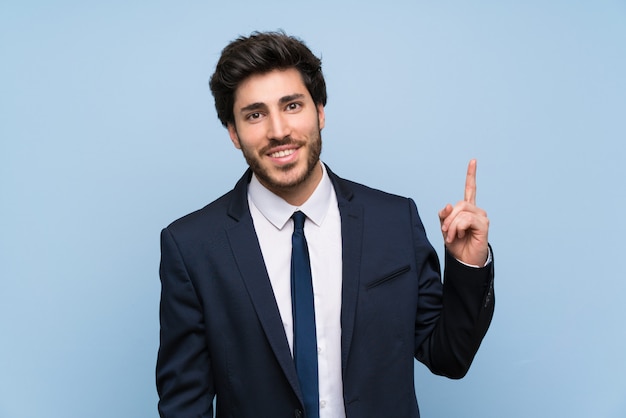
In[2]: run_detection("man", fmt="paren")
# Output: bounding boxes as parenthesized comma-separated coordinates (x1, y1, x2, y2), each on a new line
(157, 31, 494, 418)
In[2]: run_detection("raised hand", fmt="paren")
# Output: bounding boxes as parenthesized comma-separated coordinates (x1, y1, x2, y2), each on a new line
(438, 159, 490, 266)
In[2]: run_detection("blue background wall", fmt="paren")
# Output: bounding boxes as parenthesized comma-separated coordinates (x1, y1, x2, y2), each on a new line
(2, 1, 625, 417)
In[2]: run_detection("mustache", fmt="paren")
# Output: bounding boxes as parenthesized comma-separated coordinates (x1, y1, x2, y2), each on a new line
(260, 137, 304, 154)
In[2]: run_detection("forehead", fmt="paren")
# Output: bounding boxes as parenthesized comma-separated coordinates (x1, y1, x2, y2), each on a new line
(233, 68, 310, 106)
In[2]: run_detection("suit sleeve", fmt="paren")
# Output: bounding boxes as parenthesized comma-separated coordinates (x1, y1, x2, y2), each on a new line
(156, 227, 214, 417)
(410, 199, 495, 378)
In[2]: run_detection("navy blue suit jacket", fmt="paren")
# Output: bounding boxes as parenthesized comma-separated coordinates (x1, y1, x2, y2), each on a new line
(157, 166, 494, 418)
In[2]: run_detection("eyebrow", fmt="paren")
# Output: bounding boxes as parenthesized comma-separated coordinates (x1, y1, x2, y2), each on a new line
(238, 93, 306, 114)
(239, 102, 266, 114)
(279, 93, 305, 105)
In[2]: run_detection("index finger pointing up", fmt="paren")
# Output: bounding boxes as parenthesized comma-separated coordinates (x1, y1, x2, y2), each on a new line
(464, 159, 477, 204)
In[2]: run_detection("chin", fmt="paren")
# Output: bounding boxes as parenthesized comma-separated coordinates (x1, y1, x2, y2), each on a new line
(268, 170, 309, 190)
(261, 162, 316, 191)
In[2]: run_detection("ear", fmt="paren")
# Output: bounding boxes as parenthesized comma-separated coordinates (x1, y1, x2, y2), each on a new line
(317, 104, 325, 130)
(227, 123, 241, 149)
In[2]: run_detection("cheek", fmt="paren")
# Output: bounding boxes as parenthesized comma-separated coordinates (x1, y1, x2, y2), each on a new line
(293, 118, 318, 134)
(234, 128, 264, 151)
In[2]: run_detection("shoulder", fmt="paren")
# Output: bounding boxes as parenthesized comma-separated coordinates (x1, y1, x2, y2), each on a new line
(167, 190, 233, 230)
(328, 166, 412, 208)
(328, 167, 428, 231)
(163, 170, 251, 241)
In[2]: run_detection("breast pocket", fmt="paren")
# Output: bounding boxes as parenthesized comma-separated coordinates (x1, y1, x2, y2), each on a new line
(365, 264, 411, 290)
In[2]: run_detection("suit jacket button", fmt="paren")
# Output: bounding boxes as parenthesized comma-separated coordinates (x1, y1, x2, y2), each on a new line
(294, 409, 303, 418)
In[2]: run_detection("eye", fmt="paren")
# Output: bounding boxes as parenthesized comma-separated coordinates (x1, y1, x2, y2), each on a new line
(246, 112, 262, 121)
(286, 102, 302, 112)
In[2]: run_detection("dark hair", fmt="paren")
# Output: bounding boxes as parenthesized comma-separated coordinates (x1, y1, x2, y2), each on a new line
(209, 31, 327, 127)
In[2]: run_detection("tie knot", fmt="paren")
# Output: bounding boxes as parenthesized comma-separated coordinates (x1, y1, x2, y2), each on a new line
(292, 211, 306, 231)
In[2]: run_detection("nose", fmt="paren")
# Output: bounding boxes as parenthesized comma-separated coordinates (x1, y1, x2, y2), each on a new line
(267, 112, 291, 141)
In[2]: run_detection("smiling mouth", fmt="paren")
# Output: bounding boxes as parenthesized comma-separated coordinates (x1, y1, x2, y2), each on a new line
(269, 149, 296, 158)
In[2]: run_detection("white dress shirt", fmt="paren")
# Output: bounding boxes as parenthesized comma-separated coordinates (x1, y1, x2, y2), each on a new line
(248, 163, 346, 418)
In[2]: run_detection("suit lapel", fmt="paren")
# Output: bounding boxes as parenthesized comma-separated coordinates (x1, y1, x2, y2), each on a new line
(225, 170, 302, 402)
(327, 167, 364, 370)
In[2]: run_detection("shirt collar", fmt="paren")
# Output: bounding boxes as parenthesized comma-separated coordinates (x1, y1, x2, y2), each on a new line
(248, 162, 333, 230)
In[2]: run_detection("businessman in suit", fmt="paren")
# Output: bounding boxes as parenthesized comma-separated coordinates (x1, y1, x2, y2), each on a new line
(156, 31, 495, 418)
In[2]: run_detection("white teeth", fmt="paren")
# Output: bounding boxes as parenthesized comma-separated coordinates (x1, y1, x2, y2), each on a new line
(270, 149, 295, 158)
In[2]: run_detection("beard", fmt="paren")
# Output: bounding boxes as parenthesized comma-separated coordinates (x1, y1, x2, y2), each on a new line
(240, 130, 323, 194)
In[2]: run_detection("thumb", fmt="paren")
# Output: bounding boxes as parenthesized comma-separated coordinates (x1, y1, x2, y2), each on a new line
(438, 204, 453, 225)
